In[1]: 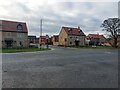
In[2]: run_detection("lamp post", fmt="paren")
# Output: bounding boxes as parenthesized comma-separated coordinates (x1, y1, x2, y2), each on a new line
(46, 35, 49, 49)
(40, 19, 42, 49)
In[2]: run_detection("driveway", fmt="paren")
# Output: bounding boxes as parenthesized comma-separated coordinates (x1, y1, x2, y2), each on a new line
(2, 47, 118, 88)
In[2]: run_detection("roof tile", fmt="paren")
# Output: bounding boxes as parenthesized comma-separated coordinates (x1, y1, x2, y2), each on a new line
(62, 26, 85, 36)
(0, 20, 28, 33)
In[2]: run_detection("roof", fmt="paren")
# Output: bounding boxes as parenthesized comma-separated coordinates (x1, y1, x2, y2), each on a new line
(62, 26, 85, 36)
(40, 36, 46, 38)
(53, 35, 59, 37)
(40, 35, 49, 39)
(87, 34, 103, 38)
(0, 20, 28, 33)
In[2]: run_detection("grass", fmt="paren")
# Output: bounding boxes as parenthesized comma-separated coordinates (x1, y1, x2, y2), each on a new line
(1, 48, 51, 53)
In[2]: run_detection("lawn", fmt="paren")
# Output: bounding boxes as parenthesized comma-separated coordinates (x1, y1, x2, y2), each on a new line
(1, 48, 51, 53)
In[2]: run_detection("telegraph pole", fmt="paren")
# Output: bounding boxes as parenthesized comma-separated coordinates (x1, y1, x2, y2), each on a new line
(40, 19, 42, 49)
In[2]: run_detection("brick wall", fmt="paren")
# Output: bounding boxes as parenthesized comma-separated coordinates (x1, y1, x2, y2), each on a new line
(59, 28, 68, 46)
(2, 32, 28, 48)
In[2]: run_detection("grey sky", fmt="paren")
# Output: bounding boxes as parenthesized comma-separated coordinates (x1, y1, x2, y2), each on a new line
(0, 0, 119, 37)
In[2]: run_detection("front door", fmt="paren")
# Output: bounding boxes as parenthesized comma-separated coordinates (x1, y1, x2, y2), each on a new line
(75, 40, 79, 46)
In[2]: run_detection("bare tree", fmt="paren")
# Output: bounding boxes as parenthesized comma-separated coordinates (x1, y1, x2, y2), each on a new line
(101, 18, 120, 48)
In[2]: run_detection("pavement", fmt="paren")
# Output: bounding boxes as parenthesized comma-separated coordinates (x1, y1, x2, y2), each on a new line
(2, 47, 118, 88)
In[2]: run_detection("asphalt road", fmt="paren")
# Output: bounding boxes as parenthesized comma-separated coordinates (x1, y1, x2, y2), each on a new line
(2, 47, 118, 88)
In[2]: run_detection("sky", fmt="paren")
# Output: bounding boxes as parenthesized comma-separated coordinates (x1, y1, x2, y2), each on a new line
(0, 0, 119, 37)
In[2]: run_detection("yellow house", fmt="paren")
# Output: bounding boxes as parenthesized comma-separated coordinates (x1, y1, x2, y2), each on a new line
(59, 26, 86, 46)
(52, 35, 59, 46)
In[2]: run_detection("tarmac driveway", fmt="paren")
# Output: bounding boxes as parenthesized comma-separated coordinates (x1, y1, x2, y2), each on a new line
(2, 47, 118, 88)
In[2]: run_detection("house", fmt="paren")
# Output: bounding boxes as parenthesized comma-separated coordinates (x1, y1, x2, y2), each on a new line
(28, 35, 39, 47)
(39, 35, 50, 45)
(0, 20, 28, 48)
(106, 35, 120, 47)
(86, 34, 106, 46)
(59, 26, 86, 46)
(52, 35, 59, 46)
(117, 35, 120, 46)
(28, 36, 37, 44)
(49, 36, 53, 45)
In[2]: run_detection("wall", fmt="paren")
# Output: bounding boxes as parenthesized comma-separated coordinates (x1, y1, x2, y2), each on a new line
(52, 36, 59, 46)
(53, 42, 59, 46)
(0, 32, 2, 48)
(2, 31, 28, 48)
(117, 36, 120, 46)
(68, 35, 85, 46)
(59, 28, 68, 46)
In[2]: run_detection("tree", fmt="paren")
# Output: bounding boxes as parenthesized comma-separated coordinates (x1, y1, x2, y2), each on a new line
(101, 18, 120, 48)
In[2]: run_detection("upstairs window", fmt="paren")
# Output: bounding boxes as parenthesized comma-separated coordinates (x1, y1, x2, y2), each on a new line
(6, 32, 11, 37)
(68, 28, 72, 33)
(69, 36, 73, 39)
(17, 24, 23, 31)
(17, 33, 24, 38)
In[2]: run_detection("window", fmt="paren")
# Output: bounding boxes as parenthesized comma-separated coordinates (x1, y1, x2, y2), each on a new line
(70, 42, 72, 45)
(68, 28, 72, 32)
(17, 33, 24, 38)
(17, 41, 24, 46)
(79, 30, 83, 34)
(6, 32, 11, 37)
(69, 36, 72, 39)
(64, 38, 67, 42)
(17, 24, 23, 31)
(19, 41, 23, 46)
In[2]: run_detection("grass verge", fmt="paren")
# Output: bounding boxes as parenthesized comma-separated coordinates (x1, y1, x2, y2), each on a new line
(1, 48, 51, 53)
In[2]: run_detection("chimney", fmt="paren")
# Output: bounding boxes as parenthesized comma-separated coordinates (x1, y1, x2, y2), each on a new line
(78, 26, 80, 30)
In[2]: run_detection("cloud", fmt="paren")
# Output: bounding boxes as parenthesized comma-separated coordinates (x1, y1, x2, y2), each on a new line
(0, 0, 118, 37)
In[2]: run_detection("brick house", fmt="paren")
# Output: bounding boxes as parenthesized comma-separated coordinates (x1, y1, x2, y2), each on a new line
(28, 36, 37, 44)
(106, 35, 120, 47)
(117, 35, 120, 46)
(49, 36, 53, 45)
(28, 35, 39, 47)
(59, 26, 85, 46)
(86, 34, 106, 46)
(0, 20, 28, 48)
(39, 35, 50, 45)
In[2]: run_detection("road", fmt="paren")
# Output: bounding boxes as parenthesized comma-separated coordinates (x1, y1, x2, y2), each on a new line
(2, 47, 118, 88)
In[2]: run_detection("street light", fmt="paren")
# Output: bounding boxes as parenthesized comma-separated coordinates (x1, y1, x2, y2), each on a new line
(46, 35, 49, 49)
(40, 19, 42, 49)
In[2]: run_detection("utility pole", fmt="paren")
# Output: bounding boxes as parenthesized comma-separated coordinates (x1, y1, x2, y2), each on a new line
(40, 19, 42, 49)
